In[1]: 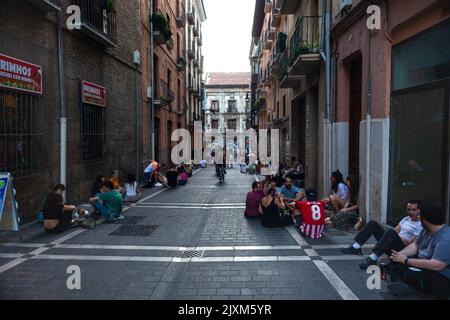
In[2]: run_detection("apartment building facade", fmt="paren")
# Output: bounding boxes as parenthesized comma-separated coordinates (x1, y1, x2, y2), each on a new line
(250, 0, 324, 187)
(0, 0, 141, 219)
(204, 73, 251, 154)
(251, 0, 450, 224)
(186, 0, 206, 158)
(332, 0, 450, 224)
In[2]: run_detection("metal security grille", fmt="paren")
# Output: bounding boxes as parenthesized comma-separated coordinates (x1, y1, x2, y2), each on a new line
(81, 103, 105, 161)
(0, 88, 43, 177)
(108, 225, 157, 237)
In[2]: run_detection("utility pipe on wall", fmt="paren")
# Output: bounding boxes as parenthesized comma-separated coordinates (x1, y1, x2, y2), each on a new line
(150, 0, 155, 160)
(366, 28, 373, 223)
(57, 11, 67, 201)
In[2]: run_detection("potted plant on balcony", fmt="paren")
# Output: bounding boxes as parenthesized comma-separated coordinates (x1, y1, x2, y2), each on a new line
(151, 13, 172, 41)
(310, 42, 320, 54)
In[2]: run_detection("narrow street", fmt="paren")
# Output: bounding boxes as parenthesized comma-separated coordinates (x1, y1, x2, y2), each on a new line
(0, 167, 411, 300)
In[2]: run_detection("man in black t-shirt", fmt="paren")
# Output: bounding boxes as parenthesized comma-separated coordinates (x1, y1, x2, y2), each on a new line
(166, 166, 179, 188)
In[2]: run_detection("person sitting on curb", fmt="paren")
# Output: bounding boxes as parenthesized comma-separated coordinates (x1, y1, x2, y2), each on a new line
(122, 173, 142, 203)
(387, 205, 450, 300)
(166, 166, 179, 188)
(277, 177, 305, 212)
(342, 199, 423, 270)
(43, 184, 86, 233)
(322, 170, 349, 213)
(259, 183, 292, 228)
(110, 170, 122, 193)
(89, 181, 124, 221)
(244, 181, 264, 219)
(294, 189, 326, 239)
(178, 166, 188, 186)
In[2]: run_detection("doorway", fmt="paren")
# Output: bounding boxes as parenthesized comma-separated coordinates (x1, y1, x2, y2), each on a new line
(348, 55, 363, 189)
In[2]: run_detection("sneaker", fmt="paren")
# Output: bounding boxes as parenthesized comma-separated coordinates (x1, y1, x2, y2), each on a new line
(341, 246, 363, 255)
(354, 218, 364, 231)
(359, 257, 378, 270)
(154, 182, 163, 187)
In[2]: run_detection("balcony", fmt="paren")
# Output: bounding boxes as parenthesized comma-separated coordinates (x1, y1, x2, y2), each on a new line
(187, 1, 196, 25)
(152, 12, 172, 45)
(177, 52, 187, 71)
(276, 0, 301, 14)
(72, 0, 117, 47)
(176, 0, 186, 28)
(288, 16, 322, 76)
(197, 35, 202, 46)
(272, 7, 281, 27)
(27, 0, 60, 11)
(188, 40, 196, 60)
(268, 26, 276, 41)
(159, 80, 175, 103)
(278, 52, 302, 88)
(193, 26, 199, 37)
(264, 0, 272, 13)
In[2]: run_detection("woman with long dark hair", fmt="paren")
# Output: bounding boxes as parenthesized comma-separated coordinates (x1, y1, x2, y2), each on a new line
(323, 170, 349, 213)
(122, 173, 141, 203)
(259, 183, 291, 228)
(91, 175, 105, 197)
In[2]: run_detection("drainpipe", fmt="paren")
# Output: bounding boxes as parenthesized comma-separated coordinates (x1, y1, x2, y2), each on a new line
(134, 52, 141, 183)
(321, 0, 332, 195)
(366, 29, 373, 223)
(150, 0, 155, 160)
(57, 11, 66, 201)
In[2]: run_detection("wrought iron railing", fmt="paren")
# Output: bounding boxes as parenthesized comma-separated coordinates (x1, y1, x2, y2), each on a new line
(73, 0, 117, 43)
(290, 16, 321, 61)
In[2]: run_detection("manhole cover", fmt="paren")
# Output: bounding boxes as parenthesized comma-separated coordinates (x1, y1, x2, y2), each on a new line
(109, 225, 156, 237)
(105, 216, 145, 225)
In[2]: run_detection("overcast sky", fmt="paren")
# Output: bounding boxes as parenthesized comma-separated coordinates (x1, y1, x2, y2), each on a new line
(202, 0, 256, 74)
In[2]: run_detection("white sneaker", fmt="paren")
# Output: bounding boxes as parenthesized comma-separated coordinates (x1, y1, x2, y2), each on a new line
(155, 182, 163, 187)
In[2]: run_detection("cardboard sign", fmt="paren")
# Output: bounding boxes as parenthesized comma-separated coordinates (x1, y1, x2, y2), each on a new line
(0, 173, 20, 232)
(0, 53, 43, 95)
(82, 80, 107, 107)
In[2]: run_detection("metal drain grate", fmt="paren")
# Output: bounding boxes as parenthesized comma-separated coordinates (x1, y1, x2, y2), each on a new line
(105, 216, 145, 225)
(163, 250, 204, 258)
(182, 250, 204, 258)
(109, 225, 157, 237)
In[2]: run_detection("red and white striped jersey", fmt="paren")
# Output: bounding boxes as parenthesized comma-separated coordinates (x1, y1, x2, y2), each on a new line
(296, 201, 325, 239)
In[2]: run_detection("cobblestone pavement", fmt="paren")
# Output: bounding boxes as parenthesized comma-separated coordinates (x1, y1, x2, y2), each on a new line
(0, 167, 429, 300)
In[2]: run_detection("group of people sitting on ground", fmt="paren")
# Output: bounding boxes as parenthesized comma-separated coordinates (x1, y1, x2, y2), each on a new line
(244, 175, 326, 239)
(342, 200, 450, 299)
(92, 172, 142, 203)
(143, 160, 193, 188)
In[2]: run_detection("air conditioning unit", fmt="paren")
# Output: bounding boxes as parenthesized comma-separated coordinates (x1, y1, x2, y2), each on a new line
(340, 0, 352, 10)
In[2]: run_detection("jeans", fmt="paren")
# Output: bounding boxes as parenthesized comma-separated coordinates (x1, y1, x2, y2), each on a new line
(143, 172, 152, 185)
(355, 220, 406, 256)
(390, 262, 450, 299)
(93, 200, 119, 221)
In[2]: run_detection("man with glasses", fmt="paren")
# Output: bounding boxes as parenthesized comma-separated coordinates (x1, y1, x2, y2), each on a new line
(342, 199, 423, 270)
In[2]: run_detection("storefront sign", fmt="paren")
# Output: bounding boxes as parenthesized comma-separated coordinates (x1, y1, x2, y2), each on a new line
(0, 53, 43, 94)
(82, 80, 107, 107)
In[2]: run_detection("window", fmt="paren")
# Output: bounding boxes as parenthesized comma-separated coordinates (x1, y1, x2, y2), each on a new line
(211, 120, 219, 129)
(227, 119, 237, 130)
(81, 103, 105, 161)
(211, 100, 219, 112)
(228, 100, 237, 113)
(0, 89, 43, 177)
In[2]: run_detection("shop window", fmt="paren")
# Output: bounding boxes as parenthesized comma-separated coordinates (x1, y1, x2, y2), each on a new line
(81, 104, 105, 161)
(0, 89, 43, 177)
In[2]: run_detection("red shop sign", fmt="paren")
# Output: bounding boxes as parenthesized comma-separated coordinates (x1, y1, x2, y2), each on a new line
(0, 53, 43, 95)
(82, 80, 107, 107)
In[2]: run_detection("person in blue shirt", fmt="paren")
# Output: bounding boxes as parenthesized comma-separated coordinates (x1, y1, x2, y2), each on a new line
(277, 177, 305, 212)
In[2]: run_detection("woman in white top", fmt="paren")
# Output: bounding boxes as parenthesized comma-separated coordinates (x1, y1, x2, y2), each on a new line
(122, 173, 142, 203)
(322, 170, 349, 212)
